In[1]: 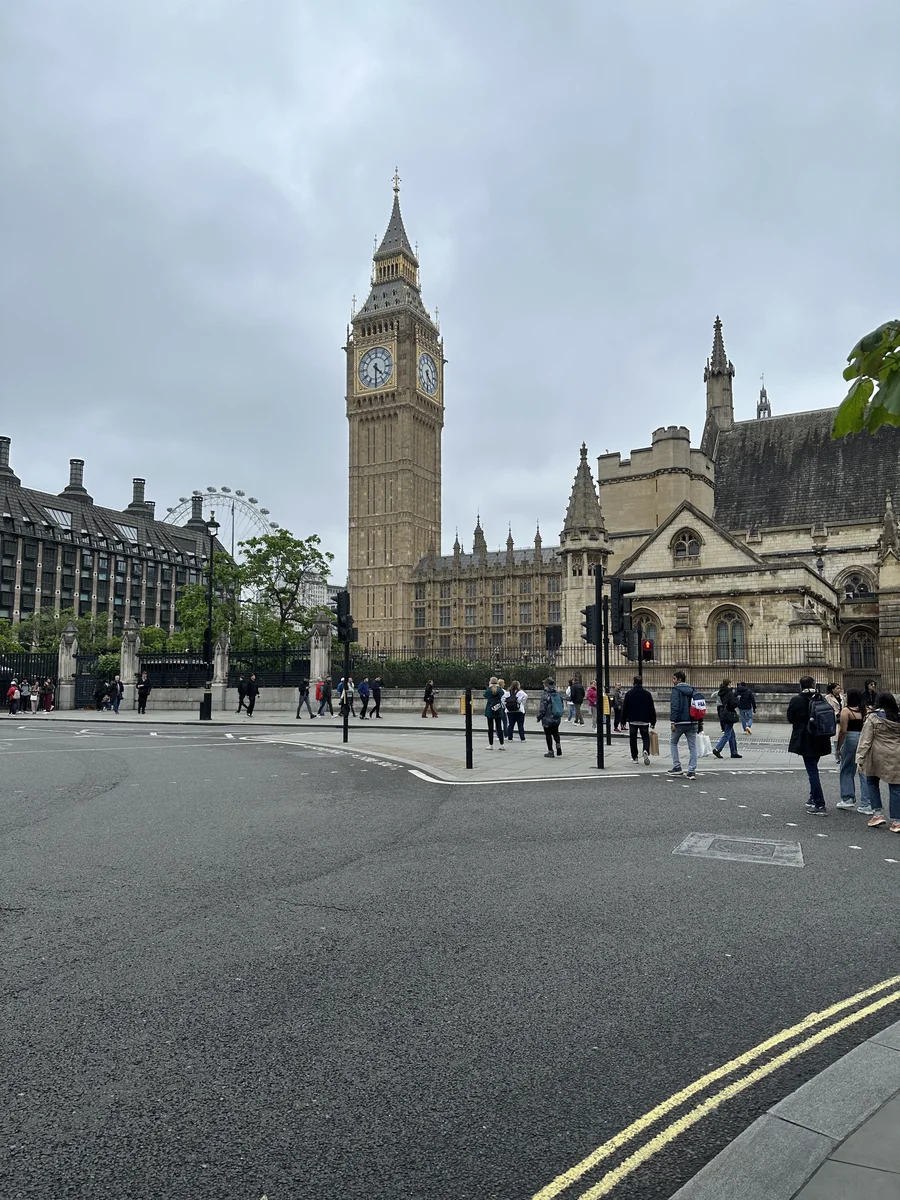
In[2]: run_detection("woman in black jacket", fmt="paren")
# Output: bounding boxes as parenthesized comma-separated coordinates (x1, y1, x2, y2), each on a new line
(712, 678, 743, 759)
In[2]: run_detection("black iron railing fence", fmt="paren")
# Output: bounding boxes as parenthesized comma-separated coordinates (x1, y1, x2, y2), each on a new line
(228, 645, 311, 689)
(0, 651, 58, 685)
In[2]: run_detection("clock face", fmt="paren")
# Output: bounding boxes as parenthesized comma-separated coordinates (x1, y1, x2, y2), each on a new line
(358, 346, 393, 389)
(418, 351, 438, 395)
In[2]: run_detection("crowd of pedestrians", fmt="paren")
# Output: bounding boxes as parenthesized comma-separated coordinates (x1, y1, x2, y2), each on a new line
(5, 678, 56, 714)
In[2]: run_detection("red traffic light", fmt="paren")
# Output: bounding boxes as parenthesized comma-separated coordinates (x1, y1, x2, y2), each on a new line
(642, 640, 652, 651)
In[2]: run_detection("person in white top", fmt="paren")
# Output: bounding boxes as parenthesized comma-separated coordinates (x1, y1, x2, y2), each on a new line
(505, 679, 528, 742)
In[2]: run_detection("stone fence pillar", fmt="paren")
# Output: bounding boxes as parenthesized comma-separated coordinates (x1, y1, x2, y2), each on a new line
(121, 618, 141, 709)
(212, 633, 229, 712)
(310, 611, 332, 688)
(57, 622, 78, 710)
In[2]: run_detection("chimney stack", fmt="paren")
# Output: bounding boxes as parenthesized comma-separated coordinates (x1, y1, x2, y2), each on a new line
(144, 500, 155, 518)
(59, 457, 92, 504)
(0, 436, 21, 485)
(132, 478, 145, 505)
(186, 492, 207, 530)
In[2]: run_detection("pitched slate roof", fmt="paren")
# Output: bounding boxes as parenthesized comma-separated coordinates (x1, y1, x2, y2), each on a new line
(713, 410, 900, 531)
(374, 195, 417, 262)
(0, 480, 208, 557)
(412, 547, 561, 575)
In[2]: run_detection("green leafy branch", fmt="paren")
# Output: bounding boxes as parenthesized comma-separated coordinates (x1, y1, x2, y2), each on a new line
(833, 319, 900, 437)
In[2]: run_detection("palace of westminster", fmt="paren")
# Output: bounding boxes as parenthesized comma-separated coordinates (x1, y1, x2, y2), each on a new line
(345, 179, 900, 678)
(0, 181, 897, 685)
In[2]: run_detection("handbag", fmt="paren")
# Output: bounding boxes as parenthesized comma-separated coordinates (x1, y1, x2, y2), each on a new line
(649, 729, 660, 757)
(698, 732, 713, 758)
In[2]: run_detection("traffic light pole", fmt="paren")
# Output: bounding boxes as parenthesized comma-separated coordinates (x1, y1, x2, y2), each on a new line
(595, 568, 604, 770)
(602, 595, 612, 746)
(342, 637, 350, 744)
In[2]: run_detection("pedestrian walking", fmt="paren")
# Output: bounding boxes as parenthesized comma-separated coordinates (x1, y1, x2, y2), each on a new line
(344, 677, 356, 716)
(787, 675, 835, 815)
(137, 671, 151, 715)
(565, 680, 575, 722)
(711, 679, 743, 760)
(824, 682, 843, 721)
(422, 679, 437, 718)
(93, 679, 109, 712)
(296, 678, 315, 719)
(835, 689, 872, 812)
(318, 678, 334, 716)
(505, 679, 527, 743)
(856, 691, 900, 833)
(734, 680, 757, 733)
(30, 681, 40, 713)
(19, 678, 31, 715)
(7, 679, 20, 716)
(613, 683, 625, 732)
(357, 677, 370, 719)
(586, 681, 598, 729)
(864, 678, 879, 712)
(236, 675, 247, 713)
(669, 670, 702, 778)
(621, 675, 656, 765)
(570, 678, 586, 725)
(537, 677, 564, 757)
(41, 679, 54, 712)
(370, 675, 382, 718)
(245, 673, 259, 716)
(484, 677, 506, 748)
(108, 674, 124, 714)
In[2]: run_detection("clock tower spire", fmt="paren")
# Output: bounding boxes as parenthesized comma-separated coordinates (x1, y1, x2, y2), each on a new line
(346, 174, 444, 650)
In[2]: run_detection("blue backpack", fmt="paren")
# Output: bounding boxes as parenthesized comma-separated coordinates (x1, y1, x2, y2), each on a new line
(807, 693, 836, 738)
(550, 691, 565, 720)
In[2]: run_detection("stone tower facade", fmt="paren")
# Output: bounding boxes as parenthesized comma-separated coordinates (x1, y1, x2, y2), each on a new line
(559, 444, 610, 644)
(346, 176, 444, 649)
(700, 315, 735, 454)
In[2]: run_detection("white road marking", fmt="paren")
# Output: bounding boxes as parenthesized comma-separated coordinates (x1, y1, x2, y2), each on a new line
(816, 833, 828, 837)
(849, 845, 862, 850)
(886, 859, 898, 863)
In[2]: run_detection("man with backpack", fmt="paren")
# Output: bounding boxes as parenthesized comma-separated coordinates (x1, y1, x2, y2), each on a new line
(787, 675, 835, 815)
(537, 678, 565, 758)
(669, 670, 703, 778)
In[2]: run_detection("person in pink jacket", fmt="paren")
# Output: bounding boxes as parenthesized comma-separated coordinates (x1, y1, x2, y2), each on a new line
(586, 681, 598, 730)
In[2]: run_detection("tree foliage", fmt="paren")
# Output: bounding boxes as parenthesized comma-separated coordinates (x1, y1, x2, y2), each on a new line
(14, 609, 118, 654)
(833, 319, 900, 437)
(239, 531, 333, 636)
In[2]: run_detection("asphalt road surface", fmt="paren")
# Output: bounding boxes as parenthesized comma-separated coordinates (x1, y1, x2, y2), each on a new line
(3, 721, 899, 1200)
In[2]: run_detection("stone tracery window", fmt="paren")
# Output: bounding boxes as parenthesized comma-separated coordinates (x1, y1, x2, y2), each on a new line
(843, 572, 873, 600)
(846, 629, 877, 670)
(673, 530, 702, 562)
(714, 610, 746, 659)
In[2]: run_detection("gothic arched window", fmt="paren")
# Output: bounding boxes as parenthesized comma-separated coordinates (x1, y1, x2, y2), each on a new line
(715, 611, 746, 660)
(843, 573, 873, 600)
(847, 630, 877, 670)
(634, 613, 658, 647)
(673, 530, 702, 562)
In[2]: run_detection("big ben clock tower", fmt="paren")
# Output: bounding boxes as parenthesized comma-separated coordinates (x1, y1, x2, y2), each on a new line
(346, 171, 444, 650)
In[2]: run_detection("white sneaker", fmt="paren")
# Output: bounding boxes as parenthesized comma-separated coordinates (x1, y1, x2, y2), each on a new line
(643, 751, 651, 765)
(835, 799, 857, 810)
(857, 805, 876, 815)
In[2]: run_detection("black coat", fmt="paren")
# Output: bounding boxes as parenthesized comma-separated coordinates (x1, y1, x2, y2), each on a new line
(787, 690, 831, 758)
(423, 683, 435, 701)
(621, 685, 656, 725)
(246, 679, 260, 698)
(137, 678, 152, 696)
(735, 685, 756, 712)
(570, 683, 586, 705)
(716, 687, 739, 725)
(237, 679, 246, 698)
(371, 681, 381, 698)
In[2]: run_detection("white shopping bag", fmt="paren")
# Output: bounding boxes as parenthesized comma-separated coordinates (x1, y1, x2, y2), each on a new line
(697, 732, 712, 758)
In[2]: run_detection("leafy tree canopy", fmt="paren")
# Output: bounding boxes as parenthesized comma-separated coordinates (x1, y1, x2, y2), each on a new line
(15, 609, 118, 654)
(239, 530, 333, 636)
(833, 319, 900, 436)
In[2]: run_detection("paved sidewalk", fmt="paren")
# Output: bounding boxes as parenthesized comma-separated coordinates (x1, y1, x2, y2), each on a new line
(24, 708, 843, 786)
(672, 1019, 900, 1199)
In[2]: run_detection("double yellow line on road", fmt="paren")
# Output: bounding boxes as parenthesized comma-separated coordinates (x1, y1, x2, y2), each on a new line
(533, 973, 900, 1200)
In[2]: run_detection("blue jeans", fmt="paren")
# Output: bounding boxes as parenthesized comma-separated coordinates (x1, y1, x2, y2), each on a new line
(671, 727, 697, 772)
(715, 723, 738, 755)
(864, 776, 900, 820)
(838, 732, 865, 802)
(803, 756, 825, 805)
(739, 708, 753, 731)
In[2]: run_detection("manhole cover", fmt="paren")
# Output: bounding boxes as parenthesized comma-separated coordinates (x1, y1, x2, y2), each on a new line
(673, 832, 804, 868)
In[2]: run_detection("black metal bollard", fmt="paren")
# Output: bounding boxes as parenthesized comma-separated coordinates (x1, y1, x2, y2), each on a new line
(464, 687, 473, 769)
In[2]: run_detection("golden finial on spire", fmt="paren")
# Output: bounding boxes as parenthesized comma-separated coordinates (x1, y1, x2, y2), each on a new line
(392, 166, 401, 196)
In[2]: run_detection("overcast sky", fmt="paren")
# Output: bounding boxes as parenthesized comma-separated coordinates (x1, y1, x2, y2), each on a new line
(2, 0, 898, 581)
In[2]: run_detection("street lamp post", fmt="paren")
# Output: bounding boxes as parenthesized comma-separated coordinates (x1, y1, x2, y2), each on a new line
(200, 512, 219, 721)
